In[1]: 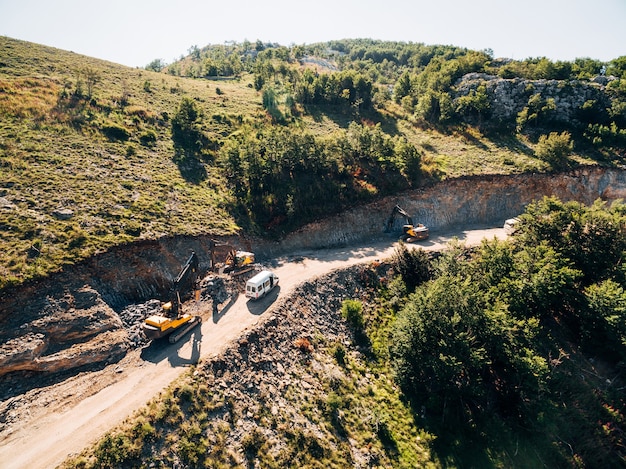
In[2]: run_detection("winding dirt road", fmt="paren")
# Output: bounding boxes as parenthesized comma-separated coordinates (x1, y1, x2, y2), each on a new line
(0, 227, 504, 469)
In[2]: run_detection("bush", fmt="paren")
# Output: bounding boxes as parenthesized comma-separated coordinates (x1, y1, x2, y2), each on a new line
(535, 131, 573, 167)
(101, 122, 131, 141)
(341, 299, 363, 329)
(392, 242, 431, 291)
(139, 129, 158, 146)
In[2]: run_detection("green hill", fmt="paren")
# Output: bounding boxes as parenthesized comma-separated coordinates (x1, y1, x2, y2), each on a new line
(3, 36, 626, 469)
(1, 36, 625, 291)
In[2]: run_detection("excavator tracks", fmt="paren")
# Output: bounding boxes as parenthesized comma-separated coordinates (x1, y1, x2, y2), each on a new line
(168, 316, 202, 343)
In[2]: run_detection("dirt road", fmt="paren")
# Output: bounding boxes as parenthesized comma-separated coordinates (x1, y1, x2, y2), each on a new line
(0, 227, 504, 469)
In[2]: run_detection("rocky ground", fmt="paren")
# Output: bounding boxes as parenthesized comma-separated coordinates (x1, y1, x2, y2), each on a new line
(65, 261, 396, 468)
(0, 267, 257, 434)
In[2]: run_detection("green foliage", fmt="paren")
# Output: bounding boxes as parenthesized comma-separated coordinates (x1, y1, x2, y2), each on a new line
(94, 433, 138, 467)
(291, 69, 374, 112)
(498, 241, 581, 317)
(585, 121, 626, 146)
(391, 242, 431, 291)
(100, 122, 131, 141)
(455, 84, 491, 124)
(516, 93, 557, 131)
(388, 197, 626, 467)
(218, 123, 422, 233)
(171, 96, 205, 158)
(341, 299, 364, 329)
(139, 129, 158, 146)
(241, 428, 267, 458)
(608, 56, 626, 79)
(517, 197, 626, 284)
(391, 273, 548, 423)
(572, 58, 606, 80)
(145, 58, 165, 72)
(534, 131, 573, 167)
(584, 279, 626, 359)
(498, 57, 573, 80)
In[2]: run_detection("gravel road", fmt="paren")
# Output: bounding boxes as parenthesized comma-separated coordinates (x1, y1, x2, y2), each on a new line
(0, 227, 504, 469)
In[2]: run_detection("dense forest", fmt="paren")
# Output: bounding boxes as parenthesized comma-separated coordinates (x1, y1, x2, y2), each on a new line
(385, 197, 626, 466)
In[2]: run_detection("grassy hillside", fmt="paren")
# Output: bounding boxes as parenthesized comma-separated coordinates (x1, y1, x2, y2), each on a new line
(3, 37, 626, 468)
(0, 36, 621, 291)
(0, 37, 255, 286)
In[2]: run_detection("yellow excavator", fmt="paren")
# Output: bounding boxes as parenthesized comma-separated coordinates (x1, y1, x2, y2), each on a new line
(386, 204, 429, 242)
(143, 252, 203, 343)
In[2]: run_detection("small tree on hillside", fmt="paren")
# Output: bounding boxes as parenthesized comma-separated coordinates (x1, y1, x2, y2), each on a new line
(171, 97, 204, 158)
(535, 131, 573, 168)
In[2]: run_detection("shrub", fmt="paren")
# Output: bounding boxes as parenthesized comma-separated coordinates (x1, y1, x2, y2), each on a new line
(241, 428, 266, 458)
(101, 122, 131, 141)
(535, 131, 573, 167)
(392, 242, 431, 291)
(139, 129, 158, 146)
(341, 299, 363, 329)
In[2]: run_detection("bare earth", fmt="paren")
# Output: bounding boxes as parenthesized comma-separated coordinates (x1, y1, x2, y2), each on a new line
(0, 227, 504, 469)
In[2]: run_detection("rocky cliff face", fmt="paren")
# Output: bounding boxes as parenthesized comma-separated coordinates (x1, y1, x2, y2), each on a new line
(454, 73, 613, 127)
(261, 167, 626, 257)
(2, 167, 626, 379)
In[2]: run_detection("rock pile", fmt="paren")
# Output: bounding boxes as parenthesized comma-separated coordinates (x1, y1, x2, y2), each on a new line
(118, 299, 162, 348)
(186, 261, 391, 466)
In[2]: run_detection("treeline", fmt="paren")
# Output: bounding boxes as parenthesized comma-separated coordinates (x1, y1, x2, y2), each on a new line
(159, 39, 626, 144)
(219, 122, 422, 233)
(385, 197, 626, 465)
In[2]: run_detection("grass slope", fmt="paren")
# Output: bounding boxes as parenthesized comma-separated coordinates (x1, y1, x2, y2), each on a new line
(0, 36, 595, 290)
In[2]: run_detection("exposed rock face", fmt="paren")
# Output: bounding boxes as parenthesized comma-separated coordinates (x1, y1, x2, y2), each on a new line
(260, 167, 626, 257)
(454, 73, 613, 127)
(0, 285, 127, 375)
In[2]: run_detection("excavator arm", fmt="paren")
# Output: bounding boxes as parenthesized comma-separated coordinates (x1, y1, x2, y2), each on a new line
(169, 251, 199, 316)
(143, 251, 202, 342)
(386, 204, 413, 231)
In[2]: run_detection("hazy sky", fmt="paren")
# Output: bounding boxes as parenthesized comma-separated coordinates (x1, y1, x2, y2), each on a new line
(1, 0, 625, 67)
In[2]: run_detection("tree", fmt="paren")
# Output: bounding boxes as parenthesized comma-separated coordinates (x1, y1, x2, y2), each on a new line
(390, 273, 548, 422)
(534, 131, 573, 168)
(584, 280, 626, 359)
(394, 72, 412, 104)
(171, 97, 204, 158)
(391, 242, 431, 291)
(145, 59, 165, 72)
(516, 93, 557, 131)
(455, 84, 491, 125)
(83, 67, 100, 99)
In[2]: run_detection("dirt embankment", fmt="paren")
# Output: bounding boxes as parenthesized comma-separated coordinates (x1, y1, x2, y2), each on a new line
(1, 167, 626, 390)
(260, 167, 626, 256)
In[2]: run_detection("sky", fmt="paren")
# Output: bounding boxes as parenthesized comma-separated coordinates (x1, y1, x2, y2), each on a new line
(1, 0, 625, 68)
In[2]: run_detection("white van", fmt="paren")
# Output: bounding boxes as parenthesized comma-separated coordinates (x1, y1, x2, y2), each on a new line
(503, 217, 520, 235)
(245, 270, 279, 300)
